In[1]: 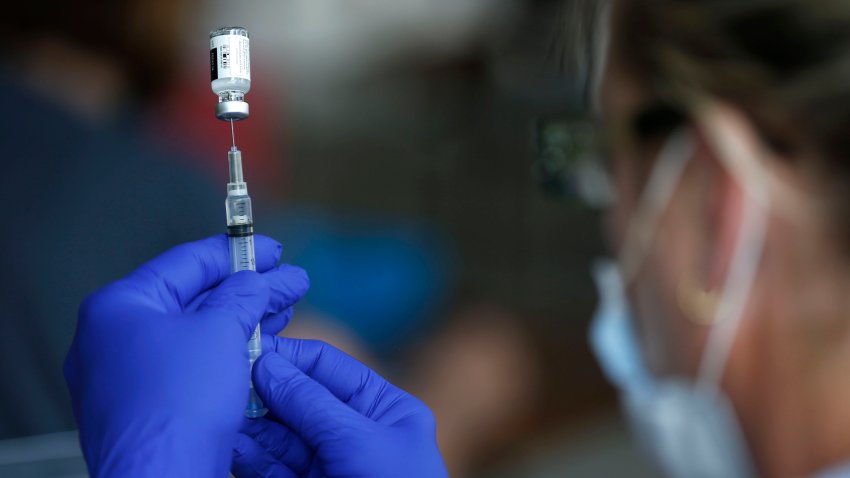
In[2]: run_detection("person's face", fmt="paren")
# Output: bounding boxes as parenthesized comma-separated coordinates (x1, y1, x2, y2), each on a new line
(596, 28, 716, 379)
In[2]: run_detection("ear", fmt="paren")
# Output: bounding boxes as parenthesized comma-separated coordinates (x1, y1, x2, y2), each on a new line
(689, 105, 765, 292)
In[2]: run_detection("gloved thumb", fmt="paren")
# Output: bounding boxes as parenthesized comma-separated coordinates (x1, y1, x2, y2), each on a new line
(197, 270, 270, 339)
(252, 352, 365, 448)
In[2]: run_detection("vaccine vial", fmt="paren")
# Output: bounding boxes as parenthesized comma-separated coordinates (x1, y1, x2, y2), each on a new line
(210, 27, 251, 121)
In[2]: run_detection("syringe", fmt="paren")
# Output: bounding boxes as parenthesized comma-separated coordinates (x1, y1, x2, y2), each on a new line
(225, 133, 267, 418)
(210, 27, 265, 418)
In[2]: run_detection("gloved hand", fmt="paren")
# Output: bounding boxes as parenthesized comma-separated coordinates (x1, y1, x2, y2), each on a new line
(64, 235, 310, 477)
(231, 336, 448, 478)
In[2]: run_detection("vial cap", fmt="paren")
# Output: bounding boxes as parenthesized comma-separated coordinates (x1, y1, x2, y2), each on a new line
(215, 101, 250, 121)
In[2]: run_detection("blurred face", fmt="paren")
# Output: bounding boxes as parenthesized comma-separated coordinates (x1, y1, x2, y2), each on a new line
(593, 3, 850, 476)
(595, 30, 717, 380)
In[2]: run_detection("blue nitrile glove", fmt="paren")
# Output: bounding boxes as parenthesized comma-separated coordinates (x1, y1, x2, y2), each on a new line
(64, 235, 310, 477)
(231, 336, 448, 478)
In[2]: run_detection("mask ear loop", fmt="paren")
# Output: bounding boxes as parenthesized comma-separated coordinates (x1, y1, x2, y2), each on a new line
(619, 129, 695, 285)
(696, 116, 771, 390)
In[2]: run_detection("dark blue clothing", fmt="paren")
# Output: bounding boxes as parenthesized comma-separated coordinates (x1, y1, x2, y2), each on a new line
(0, 81, 219, 439)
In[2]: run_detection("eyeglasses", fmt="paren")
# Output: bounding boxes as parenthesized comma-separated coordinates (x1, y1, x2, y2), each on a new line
(532, 102, 686, 208)
(532, 115, 613, 208)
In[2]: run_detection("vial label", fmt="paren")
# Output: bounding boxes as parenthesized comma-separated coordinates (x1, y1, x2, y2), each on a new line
(210, 35, 250, 81)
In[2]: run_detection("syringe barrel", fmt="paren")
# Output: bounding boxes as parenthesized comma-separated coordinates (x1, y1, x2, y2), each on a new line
(224, 148, 267, 418)
(228, 234, 256, 273)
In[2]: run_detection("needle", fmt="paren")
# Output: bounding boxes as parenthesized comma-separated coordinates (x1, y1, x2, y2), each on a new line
(230, 119, 237, 151)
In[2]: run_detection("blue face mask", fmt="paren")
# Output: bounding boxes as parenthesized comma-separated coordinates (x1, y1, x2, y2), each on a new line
(588, 128, 770, 478)
(590, 260, 756, 478)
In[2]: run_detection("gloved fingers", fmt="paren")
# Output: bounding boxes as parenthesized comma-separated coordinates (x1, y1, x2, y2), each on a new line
(126, 235, 283, 309)
(252, 352, 366, 448)
(262, 336, 402, 418)
(232, 433, 298, 478)
(260, 308, 292, 335)
(262, 264, 310, 318)
(240, 418, 313, 474)
(183, 263, 307, 316)
(182, 287, 213, 313)
(196, 270, 270, 339)
(253, 235, 286, 271)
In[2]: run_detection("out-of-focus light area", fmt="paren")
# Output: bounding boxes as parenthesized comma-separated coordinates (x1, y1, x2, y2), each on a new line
(0, 0, 656, 476)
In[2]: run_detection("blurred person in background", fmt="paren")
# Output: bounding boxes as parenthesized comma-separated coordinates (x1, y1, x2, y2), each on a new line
(590, 0, 850, 476)
(0, 0, 220, 439)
